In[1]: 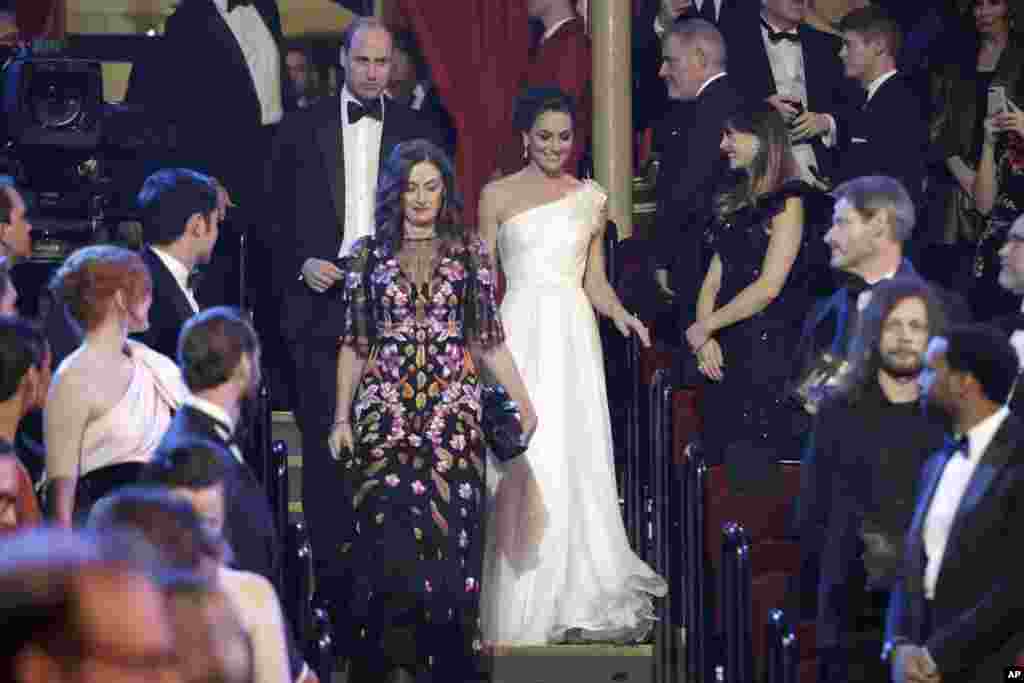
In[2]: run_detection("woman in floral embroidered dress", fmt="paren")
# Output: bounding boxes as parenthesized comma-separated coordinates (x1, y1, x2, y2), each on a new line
(327, 139, 536, 681)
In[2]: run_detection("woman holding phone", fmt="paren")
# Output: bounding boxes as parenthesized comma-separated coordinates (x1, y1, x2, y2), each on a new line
(972, 91, 1024, 312)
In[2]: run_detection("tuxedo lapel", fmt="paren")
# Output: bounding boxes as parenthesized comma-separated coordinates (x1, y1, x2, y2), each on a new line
(944, 421, 1017, 561)
(198, 2, 259, 105)
(145, 247, 196, 324)
(316, 102, 344, 230)
(379, 99, 403, 171)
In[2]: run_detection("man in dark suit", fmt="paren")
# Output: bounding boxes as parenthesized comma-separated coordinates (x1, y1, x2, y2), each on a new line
(388, 30, 457, 158)
(796, 278, 948, 682)
(793, 176, 923, 410)
(885, 324, 1024, 683)
(127, 0, 288, 311)
(155, 307, 272, 585)
(721, 0, 855, 187)
(654, 18, 743, 330)
(834, 6, 928, 206)
(268, 16, 441, 650)
(132, 169, 221, 360)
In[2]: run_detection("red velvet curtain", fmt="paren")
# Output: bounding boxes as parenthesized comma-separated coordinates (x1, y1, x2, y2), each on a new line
(396, 0, 530, 227)
(16, 0, 64, 40)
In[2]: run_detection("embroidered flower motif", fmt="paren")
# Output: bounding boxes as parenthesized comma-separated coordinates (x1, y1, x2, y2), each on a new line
(465, 577, 477, 593)
(424, 579, 433, 593)
(458, 483, 473, 500)
(411, 480, 427, 495)
(384, 474, 400, 487)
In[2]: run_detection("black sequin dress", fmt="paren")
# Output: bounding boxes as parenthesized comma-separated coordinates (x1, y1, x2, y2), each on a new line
(699, 181, 822, 463)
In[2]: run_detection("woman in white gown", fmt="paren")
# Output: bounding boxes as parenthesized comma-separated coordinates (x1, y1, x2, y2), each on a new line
(479, 87, 668, 645)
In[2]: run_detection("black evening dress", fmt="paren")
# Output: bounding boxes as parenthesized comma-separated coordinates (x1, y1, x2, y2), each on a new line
(698, 181, 824, 464)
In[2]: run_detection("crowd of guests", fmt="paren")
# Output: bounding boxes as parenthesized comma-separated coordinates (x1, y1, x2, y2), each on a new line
(2, 0, 1024, 682)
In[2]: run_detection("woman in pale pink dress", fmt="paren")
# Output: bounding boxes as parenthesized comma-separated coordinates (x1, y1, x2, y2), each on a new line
(45, 245, 186, 526)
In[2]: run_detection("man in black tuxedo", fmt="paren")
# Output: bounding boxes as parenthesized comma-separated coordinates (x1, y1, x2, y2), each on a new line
(793, 176, 924, 407)
(133, 169, 222, 360)
(127, 0, 288, 310)
(654, 18, 743, 331)
(721, 0, 855, 188)
(834, 7, 928, 206)
(268, 16, 442, 648)
(885, 324, 1024, 683)
(154, 307, 272, 585)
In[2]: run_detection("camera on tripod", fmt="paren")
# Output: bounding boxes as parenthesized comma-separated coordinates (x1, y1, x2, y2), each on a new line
(1, 42, 172, 264)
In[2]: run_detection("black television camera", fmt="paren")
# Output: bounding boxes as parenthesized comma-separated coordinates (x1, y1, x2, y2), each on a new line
(0, 40, 172, 315)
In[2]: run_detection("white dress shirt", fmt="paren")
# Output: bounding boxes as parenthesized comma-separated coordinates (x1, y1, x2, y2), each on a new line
(212, 0, 283, 126)
(761, 18, 818, 184)
(150, 246, 200, 314)
(339, 86, 384, 258)
(855, 267, 899, 312)
(922, 406, 1009, 599)
(185, 394, 245, 465)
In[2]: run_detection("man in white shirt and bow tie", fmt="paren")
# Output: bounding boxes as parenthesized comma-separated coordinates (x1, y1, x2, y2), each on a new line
(886, 324, 1024, 683)
(135, 168, 223, 361)
(268, 18, 442, 661)
(722, 0, 855, 187)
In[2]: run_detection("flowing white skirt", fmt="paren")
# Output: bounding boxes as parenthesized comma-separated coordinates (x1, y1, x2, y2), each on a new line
(480, 282, 667, 645)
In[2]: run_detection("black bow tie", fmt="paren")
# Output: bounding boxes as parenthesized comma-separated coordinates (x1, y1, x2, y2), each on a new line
(226, 0, 253, 11)
(839, 272, 871, 297)
(943, 434, 969, 458)
(761, 18, 801, 44)
(348, 99, 382, 124)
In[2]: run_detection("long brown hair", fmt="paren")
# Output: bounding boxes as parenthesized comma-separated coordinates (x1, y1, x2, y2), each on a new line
(714, 105, 799, 221)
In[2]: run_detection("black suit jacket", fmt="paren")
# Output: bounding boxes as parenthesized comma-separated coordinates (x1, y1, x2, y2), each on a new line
(127, 0, 289, 205)
(721, 17, 855, 181)
(886, 413, 1024, 681)
(654, 75, 743, 326)
(133, 247, 196, 361)
(835, 74, 929, 201)
(269, 95, 442, 342)
(157, 405, 279, 586)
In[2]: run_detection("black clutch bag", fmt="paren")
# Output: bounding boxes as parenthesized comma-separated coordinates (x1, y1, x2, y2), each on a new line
(480, 383, 528, 463)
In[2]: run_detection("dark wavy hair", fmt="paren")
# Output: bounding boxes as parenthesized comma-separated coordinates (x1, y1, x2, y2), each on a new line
(374, 139, 466, 252)
(714, 105, 799, 221)
(512, 86, 577, 134)
(837, 277, 948, 406)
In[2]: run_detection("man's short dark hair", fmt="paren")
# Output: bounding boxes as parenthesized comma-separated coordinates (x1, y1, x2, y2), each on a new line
(137, 169, 218, 247)
(944, 324, 1020, 405)
(177, 306, 259, 392)
(88, 486, 220, 572)
(838, 6, 903, 60)
(143, 437, 230, 490)
(0, 316, 48, 401)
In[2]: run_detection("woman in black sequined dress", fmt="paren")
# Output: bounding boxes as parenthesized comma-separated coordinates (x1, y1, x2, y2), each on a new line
(685, 106, 831, 463)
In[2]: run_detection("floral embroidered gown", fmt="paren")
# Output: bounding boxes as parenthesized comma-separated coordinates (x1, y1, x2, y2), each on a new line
(337, 234, 504, 675)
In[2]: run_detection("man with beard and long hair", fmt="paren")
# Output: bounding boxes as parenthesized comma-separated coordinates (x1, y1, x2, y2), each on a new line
(796, 277, 949, 682)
